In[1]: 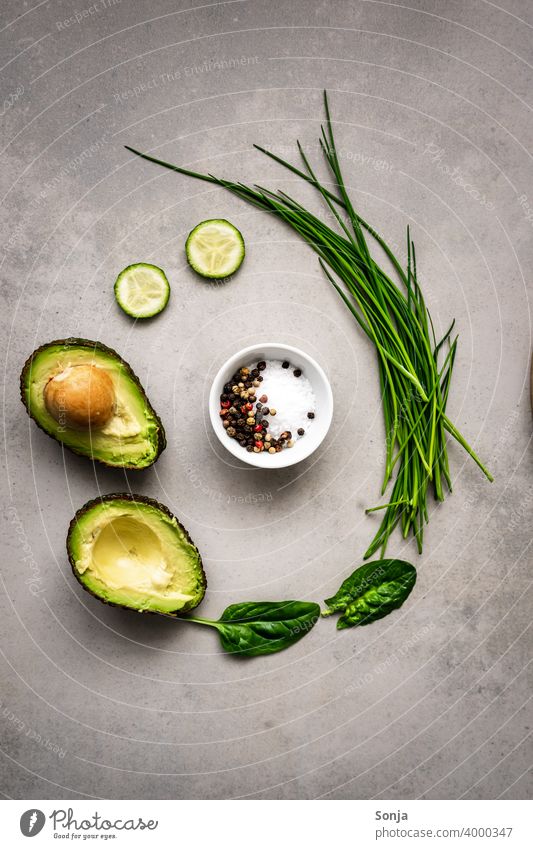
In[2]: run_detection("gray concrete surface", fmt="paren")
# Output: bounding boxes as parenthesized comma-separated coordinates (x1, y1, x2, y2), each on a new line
(1, 0, 532, 800)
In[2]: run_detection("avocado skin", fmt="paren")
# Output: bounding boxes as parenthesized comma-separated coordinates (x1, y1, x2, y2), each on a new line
(67, 492, 207, 616)
(20, 338, 166, 468)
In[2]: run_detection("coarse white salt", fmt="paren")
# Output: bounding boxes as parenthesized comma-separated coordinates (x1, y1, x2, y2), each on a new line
(249, 359, 316, 440)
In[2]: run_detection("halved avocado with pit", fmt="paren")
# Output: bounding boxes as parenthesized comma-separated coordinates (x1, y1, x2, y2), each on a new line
(20, 338, 166, 469)
(67, 494, 206, 615)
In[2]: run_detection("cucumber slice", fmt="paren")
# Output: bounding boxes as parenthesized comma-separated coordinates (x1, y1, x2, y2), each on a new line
(114, 263, 170, 318)
(185, 219, 245, 279)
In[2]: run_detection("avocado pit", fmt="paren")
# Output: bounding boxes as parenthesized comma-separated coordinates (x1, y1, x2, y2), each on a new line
(44, 363, 115, 429)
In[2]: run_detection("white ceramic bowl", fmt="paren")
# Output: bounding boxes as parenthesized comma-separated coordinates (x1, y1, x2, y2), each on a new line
(209, 343, 333, 468)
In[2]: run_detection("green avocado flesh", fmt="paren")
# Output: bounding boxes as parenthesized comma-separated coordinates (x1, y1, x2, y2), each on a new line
(20, 339, 166, 469)
(68, 495, 206, 615)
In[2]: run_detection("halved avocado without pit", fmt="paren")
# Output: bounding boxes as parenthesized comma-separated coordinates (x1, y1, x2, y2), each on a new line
(20, 338, 166, 469)
(67, 494, 206, 615)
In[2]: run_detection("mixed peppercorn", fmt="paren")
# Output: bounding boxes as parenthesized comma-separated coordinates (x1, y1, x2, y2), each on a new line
(219, 361, 312, 454)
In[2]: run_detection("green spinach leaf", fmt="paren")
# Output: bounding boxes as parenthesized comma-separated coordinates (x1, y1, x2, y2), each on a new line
(188, 600, 320, 657)
(323, 559, 416, 629)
